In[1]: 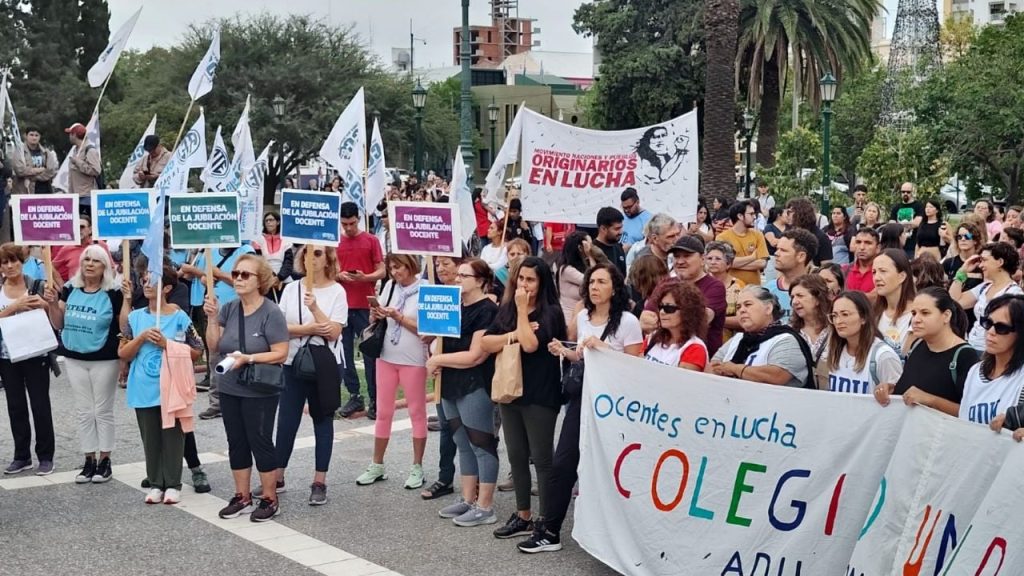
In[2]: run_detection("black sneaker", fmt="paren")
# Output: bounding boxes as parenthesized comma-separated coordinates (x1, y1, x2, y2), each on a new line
(75, 458, 96, 484)
(493, 513, 533, 539)
(195, 377, 211, 392)
(517, 520, 563, 553)
(218, 494, 255, 519)
(309, 482, 327, 506)
(91, 457, 112, 483)
(367, 402, 377, 420)
(250, 498, 280, 522)
(198, 407, 221, 420)
(338, 394, 365, 418)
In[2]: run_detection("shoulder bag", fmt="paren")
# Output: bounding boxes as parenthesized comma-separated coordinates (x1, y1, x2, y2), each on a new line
(560, 322, 612, 402)
(291, 285, 336, 381)
(358, 281, 396, 359)
(236, 301, 285, 394)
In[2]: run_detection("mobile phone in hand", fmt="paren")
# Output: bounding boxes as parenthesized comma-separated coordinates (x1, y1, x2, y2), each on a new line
(367, 296, 381, 308)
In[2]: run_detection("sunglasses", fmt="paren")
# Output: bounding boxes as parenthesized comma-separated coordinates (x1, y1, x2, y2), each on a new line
(979, 316, 1015, 335)
(658, 303, 681, 314)
(310, 249, 325, 257)
(231, 270, 256, 281)
(957, 233, 974, 241)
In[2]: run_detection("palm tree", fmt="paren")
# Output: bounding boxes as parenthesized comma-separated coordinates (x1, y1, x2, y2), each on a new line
(738, 0, 879, 166)
(703, 0, 741, 201)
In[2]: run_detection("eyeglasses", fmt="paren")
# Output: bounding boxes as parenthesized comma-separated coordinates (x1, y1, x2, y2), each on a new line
(957, 233, 974, 241)
(827, 311, 858, 324)
(658, 303, 681, 314)
(456, 273, 478, 279)
(979, 316, 1016, 335)
(231, 270, 256, 281)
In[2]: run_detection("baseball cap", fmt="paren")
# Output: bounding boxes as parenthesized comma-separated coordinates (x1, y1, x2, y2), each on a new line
(143, 135, 160, 151)
(64, 123, 87, 138)
(668, 235, 705, 255)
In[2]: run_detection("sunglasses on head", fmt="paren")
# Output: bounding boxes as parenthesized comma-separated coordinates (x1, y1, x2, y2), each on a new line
(979, 316, 1015, 335)
(658, 303, 681, 314)
(231, 270, 255, 281)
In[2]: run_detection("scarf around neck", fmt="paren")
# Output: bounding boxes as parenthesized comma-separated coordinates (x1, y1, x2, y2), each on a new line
(389, 278, 421, 346)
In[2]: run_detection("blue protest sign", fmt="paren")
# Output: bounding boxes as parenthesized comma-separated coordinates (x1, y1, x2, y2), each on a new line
(417, 285, 462, 338)
(280, 189, 342, 245)
(91, 189, 154, 240)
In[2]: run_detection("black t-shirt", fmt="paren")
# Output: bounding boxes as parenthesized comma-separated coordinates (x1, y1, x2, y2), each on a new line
(595, 239, 627, 276)
(441, 298, 498, 401)
(893, 341, 979, 405)
(812, 228, 834, 266)
(486, 304, 567, 410)
(917, 220, 943, 248)
(890, 201, 926, 251)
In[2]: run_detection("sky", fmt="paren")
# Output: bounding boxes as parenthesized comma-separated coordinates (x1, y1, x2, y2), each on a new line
(110, 0, 594, 69)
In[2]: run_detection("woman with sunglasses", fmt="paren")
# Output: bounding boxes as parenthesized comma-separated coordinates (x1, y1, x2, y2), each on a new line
(872, 249, 916, 357)
(942, 221, 986, 292)
(958, 294, 1024, 426)
(642, 278, 708, 371)
(875, 287, 976, 415)
(951, 242, 1022, 353)
(46, 246, 124, 484)
(826, 291, 903, 394)
(205, 255, 290, 522)
(273, 246, 346, 505)
(119, 264, 203, 504)
(709, 285, 815, 388)
(790, 275, 832, 389)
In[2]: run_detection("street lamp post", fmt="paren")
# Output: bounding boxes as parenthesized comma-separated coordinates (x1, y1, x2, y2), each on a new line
(272, 95, 286, 189)
(819, 72, 837, 215)
(412, 80, 427, 178)
(488, 96, 498, 169)
(743, 108, 755, 199)
(459, 0, 475, 184)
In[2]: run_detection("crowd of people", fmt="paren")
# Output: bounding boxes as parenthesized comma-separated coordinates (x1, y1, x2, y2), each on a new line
(4, 174, 1024, 554)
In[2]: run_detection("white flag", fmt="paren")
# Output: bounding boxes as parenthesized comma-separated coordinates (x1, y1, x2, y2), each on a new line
(85, 110, 101, 154)
(200, 126, 230, 192)
(238, 141, 273, 242)
(452, 147, 475, 243)
(0, 70, 7, 142)
(4, 83, 23, 151)
(484, 101, 525, 205)
(54, 111, 101, 192)
(185, 108, 207, 170)
(153, 111, 207, 194)
(118, 114, 157, 189)
(187, 28, 220, 101)
(320, 87, 366, 210)
(87, 7, 141, 88)
(366, 118, 387, 212)
(225, 96, 254, 193)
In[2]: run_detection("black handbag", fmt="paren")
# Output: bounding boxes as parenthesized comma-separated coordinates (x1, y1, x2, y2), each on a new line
(358, 281, 396, 359)
(560, 323, 612, 401)
(236, 302, 284, 394)
(292, 286, 331, 381)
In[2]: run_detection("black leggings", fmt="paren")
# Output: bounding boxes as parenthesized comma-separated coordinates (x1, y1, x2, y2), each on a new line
(1, 357, 54, 462)
(544, 397, 582, 535)
(220, 393, 279, 473)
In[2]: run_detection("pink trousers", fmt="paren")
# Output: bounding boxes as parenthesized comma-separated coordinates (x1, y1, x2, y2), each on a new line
(374, 359, 428, 439)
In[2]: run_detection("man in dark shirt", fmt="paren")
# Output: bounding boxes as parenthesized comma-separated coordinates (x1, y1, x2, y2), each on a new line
(889, 182, 924, 258)
(594, 206, 626, 275)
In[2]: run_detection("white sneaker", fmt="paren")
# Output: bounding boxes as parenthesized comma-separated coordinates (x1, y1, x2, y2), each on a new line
(163, 488, 181, 505)
(144, 488, 165, 504)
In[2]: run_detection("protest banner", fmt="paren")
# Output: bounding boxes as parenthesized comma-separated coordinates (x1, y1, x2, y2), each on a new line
(11, 194, 80, 245)
(577, 350, 1022, 576)
(388, 201, 461, 257)
(91, 189, 154, 240)
(417, 285, 461, 338)
(167, 193, 240, 249)
(279, 189, 342, 245)
(515, 108, 699, 225)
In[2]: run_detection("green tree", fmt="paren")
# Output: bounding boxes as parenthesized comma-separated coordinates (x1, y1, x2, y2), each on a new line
(737, 0, 879, 167)
(573, 0, 704, 129)
(829, 63, 885, 186)
(940, 13, 978, 61)
(703, 0, 740, 199)
(917, 14, 1024, 202)
(758, 126, 821, 204)
(856, 126, 948, 208)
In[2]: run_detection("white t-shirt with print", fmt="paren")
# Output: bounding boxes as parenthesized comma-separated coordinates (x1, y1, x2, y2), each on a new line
(877, 311, 912, 356)
(960, 364, 1024, 425)
(828, 339, 903, 395)
(967, 282, 1023, 351)
(645, 336, 709, 370)
(576, 309, 643, 353)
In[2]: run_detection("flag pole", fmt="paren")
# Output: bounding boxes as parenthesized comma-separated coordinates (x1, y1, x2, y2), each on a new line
(92, 72, 114, 118)
(499, 158, 518, 243)
(172, 99, 197, 151)
(157, 97, 197, 320)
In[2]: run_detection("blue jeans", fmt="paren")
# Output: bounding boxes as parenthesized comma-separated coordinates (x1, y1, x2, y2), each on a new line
(341, 308, 376, 402)
(275, 365, 334, 473)
(435, 401, 457, 486)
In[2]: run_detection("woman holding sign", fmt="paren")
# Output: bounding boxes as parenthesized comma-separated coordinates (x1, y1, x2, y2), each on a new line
(355, 254, 430, 490)
(46, 246, 124, 483)
(0, 243, 57, 476)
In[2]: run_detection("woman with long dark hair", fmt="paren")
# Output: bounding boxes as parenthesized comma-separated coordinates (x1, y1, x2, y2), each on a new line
(958, 294, 1024, 426)
(482, 257, 566, 537)
(643, 278, 708, 370)
(951, 242, 1022, 352)
(524, 262, 642, 553)
(878, 223, 907, 252)
(824, 207, 855, 265)
(875, 287, 976, 416)
(915, 199, 946, 261)
(790, 275, 831, 390)
(818, 264, 846, 303)
(785, 197, 832, 266)
(554, 231, 596, 325)
(826, 291, 903, 394)
(873, 249, 916, 356)
(688, 200, 714, 243)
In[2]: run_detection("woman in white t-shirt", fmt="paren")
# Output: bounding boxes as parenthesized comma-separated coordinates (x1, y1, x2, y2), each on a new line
(961, 294, 1024, 426)
(827, 291, 903, 395)
(642, 278, 708, 371)
(274, 245, 347, 503)
(872, 249, 916, 357)
(950, 242, 1022, 352)
(356, 254, 429, 490)
(479, 221, 508, 272)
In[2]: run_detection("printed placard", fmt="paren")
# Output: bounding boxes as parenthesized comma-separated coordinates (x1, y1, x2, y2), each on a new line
(91, 189, 155, 240)
(417, 285, 461, 338)
(388, 201, 461, 257)
(11, 194, 81, 245)
(279, 189, 342, 245)
(167, 193, 241, 248)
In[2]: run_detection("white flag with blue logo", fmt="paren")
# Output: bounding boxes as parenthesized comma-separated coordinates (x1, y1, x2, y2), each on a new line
(366, 117, 387, 212)
(87, 7, 141, 88)
(187, 28, 220, 101)
(238, 141, 273, 242)
(224, 96, 254, 193)
(319, 87, 366, 210)
(200, 125, 230, 192)
(119, 114, 158, 189)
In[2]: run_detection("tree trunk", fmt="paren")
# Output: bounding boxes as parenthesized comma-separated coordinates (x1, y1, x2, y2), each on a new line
(757, 55, 782, 167)
(702, 0, 740, 201)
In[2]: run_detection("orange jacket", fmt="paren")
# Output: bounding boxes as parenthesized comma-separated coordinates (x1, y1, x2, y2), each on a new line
(160, 341, 197, 433)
